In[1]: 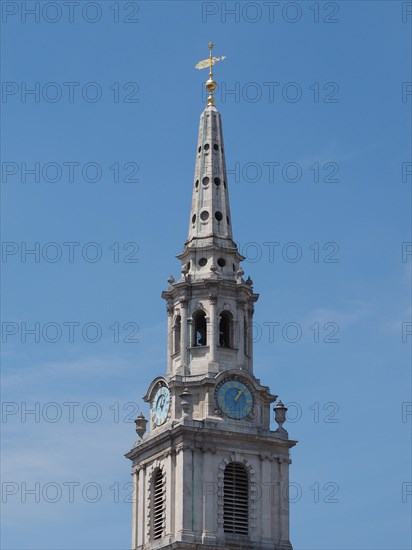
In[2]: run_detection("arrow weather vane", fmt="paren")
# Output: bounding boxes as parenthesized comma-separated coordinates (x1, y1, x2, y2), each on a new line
(195, 41, 226, 106)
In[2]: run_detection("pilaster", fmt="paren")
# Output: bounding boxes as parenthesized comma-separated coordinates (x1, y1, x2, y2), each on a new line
(131, 466, 138, 550)
(175, 445, 195, 543)
(167, 304, 174, 375)
(280, 457, 292, 545)
(201, 446, 217, 544)
(180, 299, 188, 375)
(136, 464, 146, 548)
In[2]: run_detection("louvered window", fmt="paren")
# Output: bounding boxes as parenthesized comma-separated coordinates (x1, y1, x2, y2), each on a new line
(152, 469, 165, 540)
(223, 462, 249, 535)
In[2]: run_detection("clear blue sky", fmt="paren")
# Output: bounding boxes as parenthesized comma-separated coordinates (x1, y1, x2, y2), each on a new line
(1, 1, 411, 549)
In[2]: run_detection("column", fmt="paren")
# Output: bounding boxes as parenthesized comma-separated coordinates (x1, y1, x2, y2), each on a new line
(260, 453, 272, 542)
(273, 457, 281, 543)
(236, 300, 246, 367)
(279, 458, 292, 544)
(209, 296, 217, 363)
(180, 299, 188, 371)
(167, 304, 173, 375)
(136, 464, 146, 547)
(131, 467, 138, 550)
(175, 444, 195, 542)
(201, 448, 217, 543)
(247, 304, 254, 372)
(164, 451, 174, 537)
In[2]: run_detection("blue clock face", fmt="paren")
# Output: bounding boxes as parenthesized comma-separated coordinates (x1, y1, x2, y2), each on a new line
(152, 386, 171, 426)
(217, 380, 254, 419)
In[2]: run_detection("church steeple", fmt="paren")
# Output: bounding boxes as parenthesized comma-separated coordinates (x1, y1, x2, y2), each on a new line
(126, 45, 296, 550)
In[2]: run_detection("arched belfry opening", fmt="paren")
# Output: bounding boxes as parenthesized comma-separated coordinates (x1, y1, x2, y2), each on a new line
(219, 310, 233, 348)
(193, 310, 207, 346)
(223, 462, 249, 535)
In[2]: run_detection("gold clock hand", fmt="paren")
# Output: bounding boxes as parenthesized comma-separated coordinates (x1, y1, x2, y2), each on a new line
(234, 389, 243, 403)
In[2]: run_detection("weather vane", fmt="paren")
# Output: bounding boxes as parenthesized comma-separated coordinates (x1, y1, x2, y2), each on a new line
(195, 41, 226, 106)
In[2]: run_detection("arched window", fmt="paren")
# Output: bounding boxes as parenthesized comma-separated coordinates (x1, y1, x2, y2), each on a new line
(193, 310, 207, 346)
(173, 315, 181, 354)
(219, 311, 233, 348)
(152, 468, 165, 540)
(223, 462, 249, 535)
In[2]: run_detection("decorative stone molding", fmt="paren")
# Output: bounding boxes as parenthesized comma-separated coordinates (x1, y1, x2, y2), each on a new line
(192, 301, 205, 313)
(200, 445, 216, 454)
(163, 449, 175, 459)
(175, 443, 193, 454)
(217, 453, 258, 532)
(259, 452, 271, 461)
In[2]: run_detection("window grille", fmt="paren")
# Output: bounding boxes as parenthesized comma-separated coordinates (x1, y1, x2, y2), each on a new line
(153, 469, 165, 540)
(223, 462, 249, 535)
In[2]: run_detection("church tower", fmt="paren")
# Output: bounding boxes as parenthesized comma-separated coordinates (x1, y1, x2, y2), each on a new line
(126, 43, 297, 550)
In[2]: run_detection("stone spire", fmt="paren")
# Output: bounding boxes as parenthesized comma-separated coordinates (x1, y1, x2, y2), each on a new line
(178, 46, 243, 282)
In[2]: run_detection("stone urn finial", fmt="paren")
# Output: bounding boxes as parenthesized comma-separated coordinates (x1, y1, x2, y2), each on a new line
(135, 413, 148, 439)
(181, 264, 189, 281)
(236, 268, 244, 284)
(274, 401, 288, 438)
(179, 388, 193, 419)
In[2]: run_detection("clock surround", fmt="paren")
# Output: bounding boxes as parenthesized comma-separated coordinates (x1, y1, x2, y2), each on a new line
(215, 378, 254, 420)
(151, 383, 171, 426)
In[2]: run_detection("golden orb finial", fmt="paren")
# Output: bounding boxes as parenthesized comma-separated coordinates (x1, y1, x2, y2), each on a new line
(195, 41, 226, 106)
